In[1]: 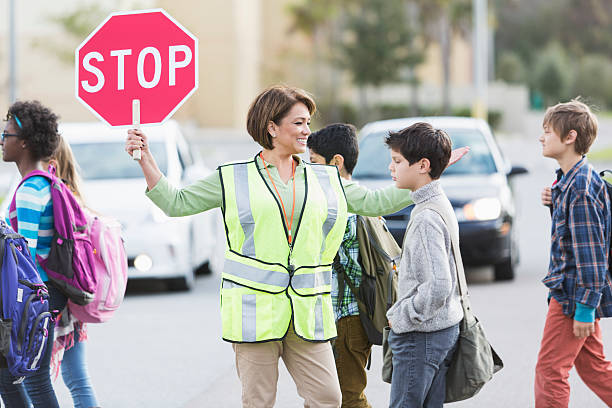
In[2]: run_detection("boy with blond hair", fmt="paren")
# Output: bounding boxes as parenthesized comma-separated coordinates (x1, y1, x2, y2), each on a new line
(535, 99, 612, 407)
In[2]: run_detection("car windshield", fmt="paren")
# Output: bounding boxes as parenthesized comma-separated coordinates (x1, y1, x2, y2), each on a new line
(70, 142, 168, 180)
(353, 128, 497, 178)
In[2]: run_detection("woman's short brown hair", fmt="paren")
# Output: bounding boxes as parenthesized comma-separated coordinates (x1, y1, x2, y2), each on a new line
(246, 85, 316, 149)
(543, 99, 598, 155)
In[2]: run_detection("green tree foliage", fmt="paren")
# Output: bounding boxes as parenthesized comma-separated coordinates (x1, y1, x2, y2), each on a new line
(496, 51, 525, 84)
(531, 43, 573, 106)
(494, 0, 567, 67)
(288, 0, 424, 120)
(495, 0, 612, 108)
(572, 54, 612, 109)
(287, 0, 472, 117)
(287, 0, 345, 122)
(338, 0, 417, 88)
(34, 4, 113, 65)
(338, 0, 421, 119)
(287, 0, 343, 36)
(495, 0, 612, 63)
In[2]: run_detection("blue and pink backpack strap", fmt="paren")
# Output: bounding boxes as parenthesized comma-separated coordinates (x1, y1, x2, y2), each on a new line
(8, 169, 54, 232)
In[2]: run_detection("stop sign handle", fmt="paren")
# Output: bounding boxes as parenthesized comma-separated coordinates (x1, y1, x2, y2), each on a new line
(131, 99, 142, 161)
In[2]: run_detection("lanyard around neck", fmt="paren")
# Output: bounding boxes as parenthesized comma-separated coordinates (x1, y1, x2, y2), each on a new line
(259, 152, 297, 244)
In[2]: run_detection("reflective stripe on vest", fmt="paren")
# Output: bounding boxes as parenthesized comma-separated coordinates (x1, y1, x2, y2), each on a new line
(241, 294, 257, 342)
(223, 258, 289, 292)
(234, 164, 256, 257)
(218, 159, 347, 342)
(221, 162, 346, 293)
(314, 295, 324, 340)
(290, 269, 332, 290)
(221, 280, 336, 342)
(290, 288, 336, 341)
(310, 165, 338, 258)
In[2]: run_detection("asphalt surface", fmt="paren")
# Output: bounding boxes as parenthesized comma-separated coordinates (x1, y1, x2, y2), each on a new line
(42, 117, 612, 407)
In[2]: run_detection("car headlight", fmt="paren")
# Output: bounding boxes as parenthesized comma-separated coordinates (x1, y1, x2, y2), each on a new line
(462, 198, 502, 221)
(134, 254, 153, 272)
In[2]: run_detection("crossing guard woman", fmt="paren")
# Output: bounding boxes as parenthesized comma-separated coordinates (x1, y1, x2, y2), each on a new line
(125, 86, 463, 407)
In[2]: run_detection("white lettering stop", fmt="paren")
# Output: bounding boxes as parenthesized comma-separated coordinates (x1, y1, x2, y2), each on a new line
(80, 45, 193, 93)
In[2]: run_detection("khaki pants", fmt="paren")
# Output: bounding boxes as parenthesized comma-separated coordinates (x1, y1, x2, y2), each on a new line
(232, 325, 342, 408)
(334, 316, 372, 408)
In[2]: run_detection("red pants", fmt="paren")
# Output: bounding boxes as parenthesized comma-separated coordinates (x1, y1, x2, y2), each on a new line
(535, 297, 612, 407)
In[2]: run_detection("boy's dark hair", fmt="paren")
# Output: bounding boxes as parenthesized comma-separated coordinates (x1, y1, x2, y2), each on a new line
(307, 123, 359, 174)
(6, 100, 59, 161)
(543, 99, 598, 155)
(385, 122, 451, 180)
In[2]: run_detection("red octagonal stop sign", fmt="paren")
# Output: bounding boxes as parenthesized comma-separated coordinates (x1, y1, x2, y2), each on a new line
(75, 9, 198, 127)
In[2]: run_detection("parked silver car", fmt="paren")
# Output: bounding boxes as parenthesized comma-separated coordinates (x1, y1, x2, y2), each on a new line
(353, 117, 527, 281)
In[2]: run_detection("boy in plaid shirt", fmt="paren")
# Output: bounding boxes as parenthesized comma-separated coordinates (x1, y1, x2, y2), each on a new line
(535, 100, 612, 407)
(308, 124, 372, 408)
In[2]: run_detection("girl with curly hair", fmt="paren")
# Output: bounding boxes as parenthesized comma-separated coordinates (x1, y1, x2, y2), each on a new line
(0, 100, 66, 407)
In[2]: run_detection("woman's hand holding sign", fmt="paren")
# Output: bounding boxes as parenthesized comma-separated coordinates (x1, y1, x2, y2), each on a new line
(125, 129, 162, 191)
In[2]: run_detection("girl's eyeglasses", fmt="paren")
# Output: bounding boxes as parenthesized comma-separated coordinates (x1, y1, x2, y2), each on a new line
(1, 132, 19, 142)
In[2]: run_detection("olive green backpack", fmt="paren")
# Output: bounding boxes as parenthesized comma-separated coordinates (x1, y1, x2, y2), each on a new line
(334, 215, 401, 346)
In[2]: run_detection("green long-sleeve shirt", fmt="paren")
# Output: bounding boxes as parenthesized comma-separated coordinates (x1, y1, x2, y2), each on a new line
(146, 155, 413, 239)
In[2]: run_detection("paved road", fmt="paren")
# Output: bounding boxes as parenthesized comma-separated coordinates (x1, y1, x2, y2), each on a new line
(50, 126, 612, 407)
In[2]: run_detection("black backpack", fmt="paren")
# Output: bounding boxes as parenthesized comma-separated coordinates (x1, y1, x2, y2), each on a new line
(600, 170, 612, 273)
(333, 215, 401, 346)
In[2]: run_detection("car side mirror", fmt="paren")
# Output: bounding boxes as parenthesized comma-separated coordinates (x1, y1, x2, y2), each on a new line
(507, 165, 528, 177)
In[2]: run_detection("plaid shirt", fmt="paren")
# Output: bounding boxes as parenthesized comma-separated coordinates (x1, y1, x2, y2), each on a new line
(331, 215, 361, 321)
(544, 157, 612, 318)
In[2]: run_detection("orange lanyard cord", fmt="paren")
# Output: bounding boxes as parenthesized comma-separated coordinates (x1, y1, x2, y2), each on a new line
(259, 153, 296, 244)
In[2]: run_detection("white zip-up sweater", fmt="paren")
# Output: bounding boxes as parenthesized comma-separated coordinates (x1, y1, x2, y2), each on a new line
(386, 180, 463, 333)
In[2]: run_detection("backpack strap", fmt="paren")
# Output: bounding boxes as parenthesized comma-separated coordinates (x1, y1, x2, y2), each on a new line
(333, 254, 362, 313)
(0, 230, 5, 319)
(333, 255, 345, 316)
(356, 215, 399, 309)
(599, 170, 612, 271)
(410, 201, 470, 309)
(357, 215, 397, 264)
(8, 170, 53, 231)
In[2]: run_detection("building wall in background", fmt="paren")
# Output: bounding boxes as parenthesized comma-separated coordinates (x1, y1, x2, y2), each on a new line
(159, 0, 262, 128)
(417, 35, 473, 87)
(0, 0, 517, 132)
(0, 0, 156, 123)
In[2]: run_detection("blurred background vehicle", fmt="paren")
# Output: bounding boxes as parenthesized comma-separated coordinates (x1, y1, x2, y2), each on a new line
(353, 116, 528, 281)
(1, 120, 221, 291)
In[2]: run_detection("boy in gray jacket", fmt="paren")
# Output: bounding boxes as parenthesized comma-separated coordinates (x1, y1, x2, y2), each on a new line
(385, 122, 464, 408)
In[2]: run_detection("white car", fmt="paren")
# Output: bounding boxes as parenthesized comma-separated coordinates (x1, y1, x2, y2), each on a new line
(1, 120, 220, 291)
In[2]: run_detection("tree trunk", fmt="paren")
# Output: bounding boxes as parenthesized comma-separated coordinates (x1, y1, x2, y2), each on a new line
(359, 86, 368, 124)
(409, 68, 419, 116)
(313, 26, 325, 110)
(328, 11, 345, 123)
(440, 10, 451, 115)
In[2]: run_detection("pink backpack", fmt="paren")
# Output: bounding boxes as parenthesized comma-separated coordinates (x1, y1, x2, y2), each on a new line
(68, 212, 128, 323)
(10, 169, 97, 305)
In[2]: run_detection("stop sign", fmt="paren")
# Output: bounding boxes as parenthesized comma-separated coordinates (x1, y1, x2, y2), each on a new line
(75, 9, 198, 127)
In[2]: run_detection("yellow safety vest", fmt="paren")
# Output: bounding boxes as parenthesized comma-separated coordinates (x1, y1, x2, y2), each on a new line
(218, 157, 348, 342)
